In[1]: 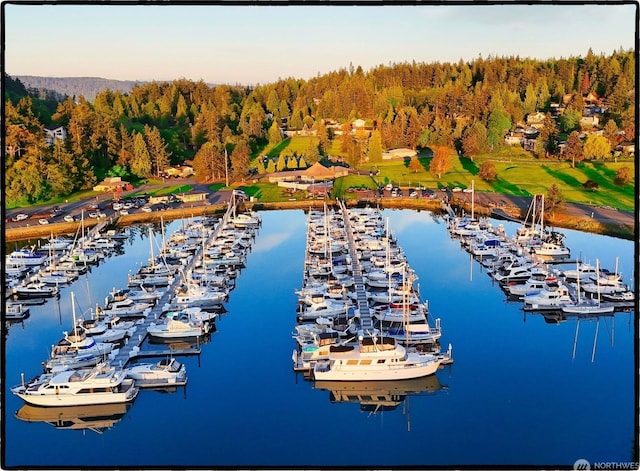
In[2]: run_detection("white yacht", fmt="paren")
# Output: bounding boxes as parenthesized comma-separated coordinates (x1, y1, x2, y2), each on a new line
(523, 283, 574, 310)
(312, 335, 447, 381)
(147, 308, 211, 339)
(12, 362, 138, 406)
(127, 358, 187, 388)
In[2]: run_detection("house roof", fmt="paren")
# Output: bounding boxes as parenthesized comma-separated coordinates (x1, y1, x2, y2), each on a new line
(303, 162, 337, 178)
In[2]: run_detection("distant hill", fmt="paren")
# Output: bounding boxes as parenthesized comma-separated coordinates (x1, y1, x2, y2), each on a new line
(13, 75, 145, 102)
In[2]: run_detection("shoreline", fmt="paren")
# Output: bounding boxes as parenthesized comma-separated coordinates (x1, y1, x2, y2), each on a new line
(5, 196, 635, 242)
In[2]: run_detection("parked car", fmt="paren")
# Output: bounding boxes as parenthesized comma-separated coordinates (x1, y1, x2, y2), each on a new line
(12, 213, 29, 222)
(88, 212, 98, 219)
(451, 187, 462, 192)
(141, 206, 152, 213)
(63, 215, 75, 223)
(38, 219, 49, 225)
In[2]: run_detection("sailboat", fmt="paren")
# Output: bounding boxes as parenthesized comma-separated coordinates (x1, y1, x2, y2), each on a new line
(562, 259, 614, 315)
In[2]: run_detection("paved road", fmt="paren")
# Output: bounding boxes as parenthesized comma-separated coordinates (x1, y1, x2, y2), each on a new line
(4, 179, 634, 232)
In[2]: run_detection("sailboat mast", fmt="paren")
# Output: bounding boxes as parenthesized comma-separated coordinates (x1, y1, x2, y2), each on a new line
(471, 179, 475, 220)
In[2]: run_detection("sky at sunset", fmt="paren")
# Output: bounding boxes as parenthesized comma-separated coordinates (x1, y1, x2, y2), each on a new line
(3, 3, 637, 85)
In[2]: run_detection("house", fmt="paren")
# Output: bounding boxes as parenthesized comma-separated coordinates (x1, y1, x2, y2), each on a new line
(526, 112, 546, 125)
(584, 91, 600, 104)
(352, 118, 366, 129)
(175, 191, 208, 203)
(44, 126, 67, 145)
(615, 141, 635, 155)
(164, 165, 194, 178)
(93, 177, 131, 193)
(504, 132, 524, 146)
(267, 162, 349, 183)
(580, 115, 600, 128)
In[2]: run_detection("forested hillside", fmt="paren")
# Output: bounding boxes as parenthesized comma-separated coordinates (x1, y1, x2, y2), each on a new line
(4, 48, 635, 207)
(15, 75, 144, 102)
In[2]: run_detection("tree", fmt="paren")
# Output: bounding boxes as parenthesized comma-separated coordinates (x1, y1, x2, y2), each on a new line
(558, 109, 581, 134)
(408, 157, 422, 173)
(255, 158, 266, 174)
(367, 129, 383, 164)
(268, 121, 283, 146)
(462, 122, 488, 158)
(144, 125, 171, 176)
(131, 132, 152, 178)
(305, 139, 321, 165)
(603, 119, 619, 148)
(276, 154, 287, 171)
(564, 131, 583, 168)
(265, 159, 276, 173)
(615, 167, 631, 185)
(582, 134, 611, 160)
(546, 184, 563, 216)
(478, 161, 497, 181)
(287, 155, 298, 170)
(192, 141, 223, 182)
(230, 140, 251, 181)
(486, 108, 511, 149)
(429, 146, 451, 179)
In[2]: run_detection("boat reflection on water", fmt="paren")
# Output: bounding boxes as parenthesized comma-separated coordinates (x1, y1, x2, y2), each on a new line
(15, 402, 130, 434)
(314, 374, 445, 415)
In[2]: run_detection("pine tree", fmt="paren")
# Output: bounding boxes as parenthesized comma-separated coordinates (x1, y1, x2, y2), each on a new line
(276, 154, 287, 171)
(268, 121, 283, 146)
(131, 132, 152, 178)
(144, 125, 171, 176)
(230, 140, 251, 181)
(367, 129, 383, 163)
(265, 159, 276, 173)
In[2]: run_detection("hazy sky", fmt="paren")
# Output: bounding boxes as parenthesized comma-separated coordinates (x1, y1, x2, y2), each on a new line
(3, 3, 637, 85)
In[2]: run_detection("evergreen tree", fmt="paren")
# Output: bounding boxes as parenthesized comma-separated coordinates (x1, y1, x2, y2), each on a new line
(367, 129, 383, 164)
(230, 140, 251, 181)
(255, 158, 266, 174)
(131, 132, 152, 178)
(144, 124, 171, 176)
(305, 139, 321, 165)
(276, 154, 287, 171)
(268, 121, 283, 146)
(265, 159, 276, 173)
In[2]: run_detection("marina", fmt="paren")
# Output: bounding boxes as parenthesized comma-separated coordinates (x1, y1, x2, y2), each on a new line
(3, 208, 636, 468)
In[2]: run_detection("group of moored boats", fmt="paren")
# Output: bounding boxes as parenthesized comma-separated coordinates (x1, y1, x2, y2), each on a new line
(10, 207, 262, 412)
(292, 204, 452, 382)
(446, 195, 634, 319)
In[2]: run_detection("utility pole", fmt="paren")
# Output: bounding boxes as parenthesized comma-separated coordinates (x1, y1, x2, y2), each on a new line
(224, 148, 229, 187)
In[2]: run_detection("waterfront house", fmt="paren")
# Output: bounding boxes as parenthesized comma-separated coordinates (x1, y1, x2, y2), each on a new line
(44, 126, 67, 145)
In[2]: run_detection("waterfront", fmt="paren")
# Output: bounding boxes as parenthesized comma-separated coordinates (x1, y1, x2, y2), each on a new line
(3, 209, 636, 468)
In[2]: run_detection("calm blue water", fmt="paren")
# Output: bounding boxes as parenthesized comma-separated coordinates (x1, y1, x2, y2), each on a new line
(3, 210, 636, 468)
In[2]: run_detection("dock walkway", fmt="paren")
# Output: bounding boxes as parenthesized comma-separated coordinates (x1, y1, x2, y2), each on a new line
(338, 201, 374, 332)
(111, 194, 241, 366)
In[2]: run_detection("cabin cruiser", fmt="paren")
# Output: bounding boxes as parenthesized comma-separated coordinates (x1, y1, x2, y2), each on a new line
(147, 308, 212, 339)
(312, 335, 449, 381)
(12, 362, 138, 406)
(127, 358, 187, 387)
(523, 283, 574, 310)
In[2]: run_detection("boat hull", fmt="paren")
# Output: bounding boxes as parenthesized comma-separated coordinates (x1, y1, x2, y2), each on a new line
(312, 357, 440, 381)
(13, 379, 138, 407)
